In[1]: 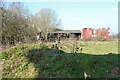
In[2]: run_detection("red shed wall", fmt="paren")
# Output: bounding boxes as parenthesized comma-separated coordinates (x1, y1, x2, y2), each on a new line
(82, 28, 110, 40)
(82, 28, 92, 39)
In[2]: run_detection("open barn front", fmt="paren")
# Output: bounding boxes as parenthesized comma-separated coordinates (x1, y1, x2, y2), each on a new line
(51, 30, 82, 42)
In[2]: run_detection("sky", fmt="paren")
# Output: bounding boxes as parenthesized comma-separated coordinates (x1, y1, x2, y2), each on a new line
(19, 1, 118, 34)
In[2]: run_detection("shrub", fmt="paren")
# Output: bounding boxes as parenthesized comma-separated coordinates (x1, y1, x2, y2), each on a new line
(82, 37, 92, 41)
(24, 62, 29, 66)
(93, 35, 107, 41)
(19, 53, 24, 57)
(82, 35, 107, 41)
(2, 51, 13, 60)
(40, 43, 48, 49)
(2, 51, 8, 60)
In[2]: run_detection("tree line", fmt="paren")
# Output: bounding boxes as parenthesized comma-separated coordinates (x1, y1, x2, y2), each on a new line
(0, 2, 62, 45)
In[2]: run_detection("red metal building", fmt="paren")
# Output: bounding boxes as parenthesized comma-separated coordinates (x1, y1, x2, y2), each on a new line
(82, 28, 111, 40)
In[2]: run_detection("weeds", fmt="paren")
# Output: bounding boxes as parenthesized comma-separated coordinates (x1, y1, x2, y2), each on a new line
(1, 41, 119, 78)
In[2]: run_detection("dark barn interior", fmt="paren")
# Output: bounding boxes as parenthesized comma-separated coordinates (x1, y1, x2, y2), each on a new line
(51, 30, 81, 41)
(38, 30, 81, 42)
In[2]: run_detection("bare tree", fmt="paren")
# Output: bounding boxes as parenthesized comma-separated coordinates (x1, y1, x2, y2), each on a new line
(1, 2, 38, 44)
(33, 8, 61, 42)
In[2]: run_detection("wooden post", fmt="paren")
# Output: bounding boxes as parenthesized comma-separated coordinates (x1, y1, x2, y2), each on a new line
(58, 33, 59, 43)
(50, 33, 51, 42)
(58, 33, 61, 43)
(73, 43, 75, 53)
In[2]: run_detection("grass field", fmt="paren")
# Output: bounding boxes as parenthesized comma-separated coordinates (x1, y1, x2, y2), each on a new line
(59, 40, 118, 55)
(1, 40, 119, 78)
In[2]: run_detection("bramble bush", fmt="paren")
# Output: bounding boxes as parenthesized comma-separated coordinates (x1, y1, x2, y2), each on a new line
(83, 35, 107, 41)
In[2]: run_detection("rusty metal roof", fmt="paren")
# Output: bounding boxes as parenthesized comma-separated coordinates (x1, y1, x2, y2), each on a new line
(53, 30, 81, 33)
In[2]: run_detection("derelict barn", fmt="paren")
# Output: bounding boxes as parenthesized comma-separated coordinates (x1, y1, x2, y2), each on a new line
(51, 28, 111, 41)
(37, 30, 81, 42)
(37, 28, 111, 42)
(82, 28, 111, 40)
(51, 30, 82, 41)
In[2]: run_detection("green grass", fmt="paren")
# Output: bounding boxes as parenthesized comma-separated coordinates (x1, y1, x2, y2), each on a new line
(1, 41, 119, 78)
(82, 42, 118, 55)
(59, 41, 118, 55)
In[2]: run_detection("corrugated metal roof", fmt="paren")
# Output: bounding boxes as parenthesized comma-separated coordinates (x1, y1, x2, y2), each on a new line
(53, 30, 81, 33)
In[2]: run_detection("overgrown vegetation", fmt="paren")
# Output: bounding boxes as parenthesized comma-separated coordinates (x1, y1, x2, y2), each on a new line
(33, 8, 61, 41)
(1, 2, 38, 44)
(0, 1, 119, 79)
(1, 2, 62, 44)
(1, 41, 119, 78)
(82, 35, 107, 41)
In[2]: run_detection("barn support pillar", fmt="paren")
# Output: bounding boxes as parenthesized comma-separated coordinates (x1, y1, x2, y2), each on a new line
(57, 33, 61, 43)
